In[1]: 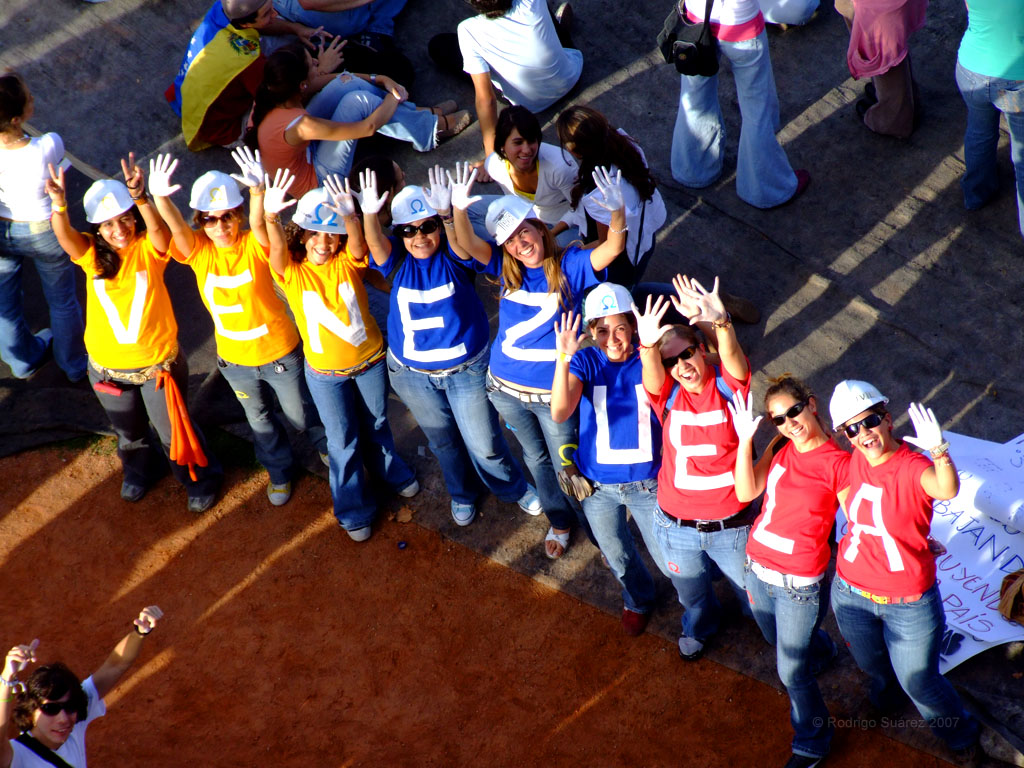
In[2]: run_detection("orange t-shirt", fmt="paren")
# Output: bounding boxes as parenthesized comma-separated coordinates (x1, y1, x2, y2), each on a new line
(273, 246, 382, 371)
(73, 233, 178, 369)
(171, 230, 300, 366)
(257, 107, 319, 200)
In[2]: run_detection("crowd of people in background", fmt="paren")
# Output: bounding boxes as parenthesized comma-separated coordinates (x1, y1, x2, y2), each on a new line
(2, 0, 1021, 765)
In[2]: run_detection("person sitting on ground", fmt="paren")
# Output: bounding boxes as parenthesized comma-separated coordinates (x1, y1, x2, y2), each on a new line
(166, 0, 331, 151)
(0, 606, 164, 768)
(428, 0, 581, 181)
(272, 0, 405, 51)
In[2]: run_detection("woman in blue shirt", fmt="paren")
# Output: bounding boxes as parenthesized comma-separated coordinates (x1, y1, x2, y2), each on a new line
(447, 163, 627, 559)
(550, 282, 668, 634)
(359, 168, 540, 526)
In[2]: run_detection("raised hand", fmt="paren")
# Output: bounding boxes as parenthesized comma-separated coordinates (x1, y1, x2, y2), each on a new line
(448, 162, 481, 211)
(3, 638, 38, 685)
(263, 169, 297, 215)
(323, 174, 356, 217)
(45, 163, 67, 206)
(671, 274, 727, 325)
(120, 152, 145, 198)
(423, 165, 452, 214)
(591, 166, 624, 212)
(904, 402, 945, 452)
(313, 35, 346, 74)
(148, 154, 181, 198)
(554, 311, 587, 356)
(230, 146, 264, 189)
(133, 606, 164, 636)
(728, 392, 763, 443)
(354, 168, 389, 215)
(631, 294, 672, 348)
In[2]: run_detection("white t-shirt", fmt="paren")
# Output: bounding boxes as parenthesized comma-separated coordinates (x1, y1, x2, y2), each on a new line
(10, 677, 106, 768)
(484, 142, 578, 225)
(0, 133, 71, 221)
(580, 132, 667, 262)
(684, 0, 761, 26)
(458, 0, 583, 113)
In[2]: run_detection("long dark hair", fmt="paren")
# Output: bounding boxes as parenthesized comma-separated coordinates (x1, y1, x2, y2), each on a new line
(246, 43, 308, 148)
(88, 208, 146, 280)
(494, 106, 542, 160)
(284, 223, 348, 263)
(0, 73, 29, 134)
(556, 105, 657, 208)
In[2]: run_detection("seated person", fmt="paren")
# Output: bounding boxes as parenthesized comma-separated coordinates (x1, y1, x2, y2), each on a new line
(272, 0, 406, 48)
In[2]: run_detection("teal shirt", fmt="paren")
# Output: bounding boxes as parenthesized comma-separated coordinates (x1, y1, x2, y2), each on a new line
(958, 0, 1024, 80)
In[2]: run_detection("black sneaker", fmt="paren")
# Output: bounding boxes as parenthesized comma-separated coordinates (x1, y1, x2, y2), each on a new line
(783, 754, 824, 768)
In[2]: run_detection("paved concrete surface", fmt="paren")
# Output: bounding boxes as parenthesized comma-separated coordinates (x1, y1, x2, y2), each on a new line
(2, 0, 1024, 763)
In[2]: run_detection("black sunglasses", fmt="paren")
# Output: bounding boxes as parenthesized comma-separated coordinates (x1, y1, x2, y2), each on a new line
(394, 219, 440, 238)
(844, 412, 885, 438)
(770, 400, 809, 427)
(661, 345, 699, 368)
(39, 700, 78, 717)
(200, 211, 235, 226)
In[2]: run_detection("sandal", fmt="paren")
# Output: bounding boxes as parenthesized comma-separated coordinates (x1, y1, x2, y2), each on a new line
(436, 109, 472, 141)
(428, 100, 457, 116)
(544, 527, 571, 560)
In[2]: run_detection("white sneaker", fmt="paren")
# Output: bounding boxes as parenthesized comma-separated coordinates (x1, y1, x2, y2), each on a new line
(677, 635, 704, 661)
(397, 479, 420, 498)
(267, 481, 292, 506)
(346, 526, 372, 542)
(516, 485, 543, 516)
(451, 500, 477, 526)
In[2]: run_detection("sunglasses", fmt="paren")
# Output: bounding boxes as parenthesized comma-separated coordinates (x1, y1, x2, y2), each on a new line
(770, 400, 809, 427)
(394, 219, 440, 238)
(843, 412, 885, 438)
(39, 701, 78, 717)
(661, 346, 699, 368)
(201, 211, 235, 227)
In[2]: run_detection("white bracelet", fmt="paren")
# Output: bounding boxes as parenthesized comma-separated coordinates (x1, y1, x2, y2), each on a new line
(609, 225, 628, 234)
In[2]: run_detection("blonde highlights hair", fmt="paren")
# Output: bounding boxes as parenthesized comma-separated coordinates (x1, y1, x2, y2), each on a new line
(497, 219, 571, 310)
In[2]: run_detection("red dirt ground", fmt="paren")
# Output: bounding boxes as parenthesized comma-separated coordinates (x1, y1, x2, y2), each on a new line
(0, 440, 950, 767)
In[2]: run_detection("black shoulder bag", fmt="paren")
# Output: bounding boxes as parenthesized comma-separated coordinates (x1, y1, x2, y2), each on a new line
(15, 733, 75, 768)
(657, 0, 719, 77)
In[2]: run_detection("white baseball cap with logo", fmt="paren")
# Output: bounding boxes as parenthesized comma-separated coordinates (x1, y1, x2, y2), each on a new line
(390, 186, 437, 226)
(83, 180, 135, 224)
(189, 171, 244, 212)
(584, 282, 634, 324)
(292, 187, 347, 234)
(829, 379, 889, 430)
(485, 195, 535, 245)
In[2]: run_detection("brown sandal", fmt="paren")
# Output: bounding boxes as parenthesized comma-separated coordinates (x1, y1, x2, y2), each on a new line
(436, 109, 472, 141)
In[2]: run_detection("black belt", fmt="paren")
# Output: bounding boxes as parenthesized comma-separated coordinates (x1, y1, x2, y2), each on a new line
(662, 506, 752, 532)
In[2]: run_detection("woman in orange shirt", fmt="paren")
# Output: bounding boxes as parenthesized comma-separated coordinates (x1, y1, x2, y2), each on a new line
(45, 155, 221, 513)
(149, 149, 327, 507)
(263, 170, 417, 541)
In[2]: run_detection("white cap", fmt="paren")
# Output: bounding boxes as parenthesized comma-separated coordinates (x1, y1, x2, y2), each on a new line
(292, 187, 347, 234)
(83, 180, 134, 224)
(189, 171, 244, 212)
(584, 283, 634, 323)
(485, 195, 534, 245)
(829, 379, 889, 430)
(390, 186, 437, 226)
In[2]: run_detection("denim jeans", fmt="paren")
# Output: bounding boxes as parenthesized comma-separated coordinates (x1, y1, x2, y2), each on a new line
(831, 578, 980, 750)
(274, 0, 407, 37)
(581, 478, 667, 613)
(746, 569, 834, 758)
(304, 358, 415, 530)
(305, 75, 436, 181)
(87, 353, 222, 498)
(653, 508, 749, 641)
(670, 30, 798, 209)
(486, 383, 578, 531)
(0, 220, 86, 379)
(218, 345, 327, 485)
(387, 349, 527, 505)
(955, 60, 1024, 238)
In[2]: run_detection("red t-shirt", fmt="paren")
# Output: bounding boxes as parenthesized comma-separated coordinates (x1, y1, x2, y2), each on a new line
(747, 439, 850, 577)
(648, 363, 751, 521)
(837, 442, 936, 598)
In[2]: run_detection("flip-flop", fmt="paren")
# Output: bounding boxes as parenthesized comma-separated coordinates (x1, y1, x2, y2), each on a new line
(544, 527, 570, 560)
(437, 109, 472, 141)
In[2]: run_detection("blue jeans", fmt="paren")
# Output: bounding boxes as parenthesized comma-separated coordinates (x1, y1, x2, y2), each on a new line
(746, 569, 834, 758)
(88, 352, 222, 498)
(581, 478, 667, 613)
(304, 358, 415, 530)
(218, 345, 327, 485)
(955, 60, 1024, 239)
(274, 0, 407, 37)
(0, 220, 86, 380)
(831, 578, 980, 750)
(486, 382, 578, 531)
(670, 30, 798, 208)
(387, 349, 527, 505)
(305, 75, 436, 181)
(653, 508, 749, 641)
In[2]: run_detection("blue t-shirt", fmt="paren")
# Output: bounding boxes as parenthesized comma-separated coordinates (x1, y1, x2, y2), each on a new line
(373, 237, 495, 369)
(488, 245, 603, 389)
(570, 347, 661, 483)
